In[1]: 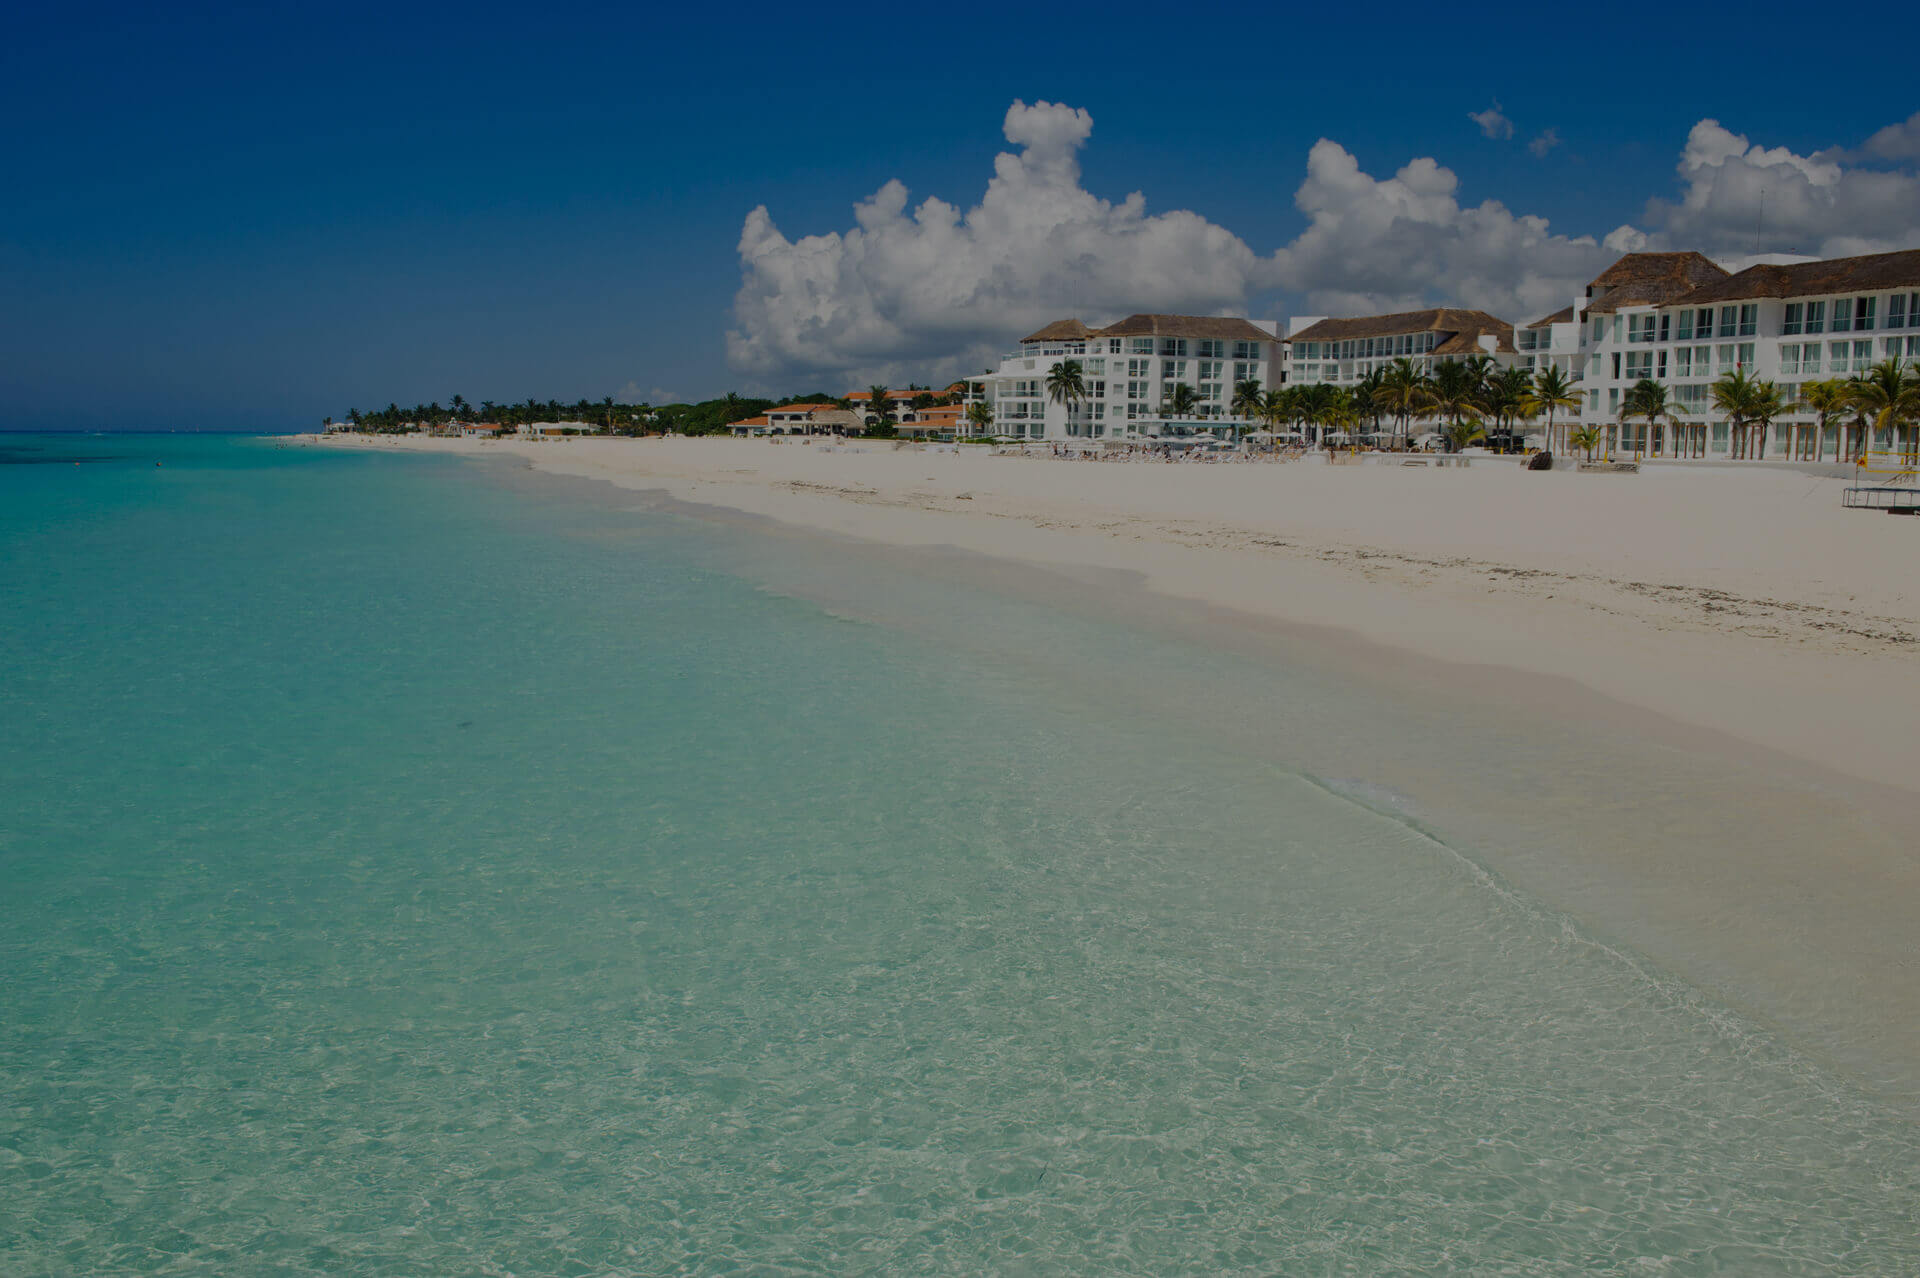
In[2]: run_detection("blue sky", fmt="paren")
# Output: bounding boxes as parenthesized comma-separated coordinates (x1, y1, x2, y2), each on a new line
(4, 0, 1914, 431)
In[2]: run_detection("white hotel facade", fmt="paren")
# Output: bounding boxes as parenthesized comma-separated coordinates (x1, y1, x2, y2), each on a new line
(1576, 250, 1920, 459)
(958, 247, 1920, 457)
(967, 314, 1283, 441)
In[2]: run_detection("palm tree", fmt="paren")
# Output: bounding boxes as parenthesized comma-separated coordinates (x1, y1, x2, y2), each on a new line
(1322, 392, 1360, 447)
(1794, 378, 1845, 461)
(1046, 359, 1087, 437)
(1352, 366, 1388, 443)
(1160, 382, 1203, 422)
(1295, 384, 1342, 445)
(1569, 425, 1603, 462)
(1621, 379, 1678, 459)
(1481, 366, 1533, 447)
(1846, 359, 1920, 464)
(964, 399, 995, 440)
(1230, 378, 1264, 441)
(1712, 368, 1763, 460)
(1373, 358, 1430, 450)
(1426, 360, 1484, 449)
(1747, 380, 1789, 460)
(1257, 388, 1292, 443)
(1441, 418, 1488, 453)
(1522, 365, 1580, 456)
(866, 384, 893, 431)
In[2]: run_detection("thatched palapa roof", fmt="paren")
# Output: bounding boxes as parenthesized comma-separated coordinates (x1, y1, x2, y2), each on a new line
(1017, 314, 1278, 344)
(1582, 252, 1729, 314)
(1288, 308, 1516, 355)
(1676, 249, 1920, 305)
(1092, 313, 1278, 341)
(1019, 319, 1094, 343)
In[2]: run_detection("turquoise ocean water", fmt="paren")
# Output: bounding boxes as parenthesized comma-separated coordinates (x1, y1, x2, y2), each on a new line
(2, 434, 1917, 1275)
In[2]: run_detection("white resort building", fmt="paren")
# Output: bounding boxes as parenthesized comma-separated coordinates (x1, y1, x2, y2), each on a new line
(967, 314, 1283, 442)
(1283, 308, 1518, 387)
(1577, 249, 1920, 460)
(751, 247, 1920, 461)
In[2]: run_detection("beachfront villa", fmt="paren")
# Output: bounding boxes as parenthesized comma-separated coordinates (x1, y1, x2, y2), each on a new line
(727, 403, 864, 436)
(896, 404, 965, 435)
(845, 387, 966, 426)
(967, 314, 1284, 442)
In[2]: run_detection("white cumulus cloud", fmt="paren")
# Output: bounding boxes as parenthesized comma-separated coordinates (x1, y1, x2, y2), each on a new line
(727, 100, 1265, 388)
(725, 104, 1920, 390)
(1528, 128, 1562, 158)
(1639, 119, 1920, 260)
(1267, 141, 1611, 321)
(1860, 110, 1920, 161)
(1469, 101, 1514, 140)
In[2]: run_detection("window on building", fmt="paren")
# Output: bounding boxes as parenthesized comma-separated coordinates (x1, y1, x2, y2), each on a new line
(1854, 339, 1872, 368)
(1197, 339, 1224, 358)
(1593, 317, 1605, 342)
(1588, 389, 1600, 412)
(1673, 347, 1693, 377)
(1890, 295, 1908, 328)
(1609, 387, 1620, 412)
(1717, 344, 1737, 373)
(1831, 299, 1853, 333)
(1804, 301, 1826, 333)
(1625, 351, 1652, 379)
(1160, 338, 1188, 357)
(1779, 344, 1799, 375)
(1830, 341, 1851, 372)
(1162, 360, 1184, 380)
(1857, 297, 1876, 331)
(1717, 306, 1738, 338)
(1232, 341, 1262, 360)
(1695, 308, 1715, 339)
(1628, 314, 1656, 343)
(1611, 352, 1621, 378)
(1737, 343, 1754, 368)
(1783, 303, 1803, 335)
(1659, 313, 1671, 342)
(1907, 293, 1920, 327)
(1737, 305, 1757, 337)
(1801, 343, 1820, 374)
(1676, 310, 1695, 341)
(1657, 349, 1668, 378)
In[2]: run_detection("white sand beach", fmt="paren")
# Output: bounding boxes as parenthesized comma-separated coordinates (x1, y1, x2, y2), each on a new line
(308, 432, 1920, 1098)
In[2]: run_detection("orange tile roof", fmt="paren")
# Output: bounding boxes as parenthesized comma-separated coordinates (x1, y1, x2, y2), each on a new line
(730, 415, 770, 427)
(770, 403, 840, 413)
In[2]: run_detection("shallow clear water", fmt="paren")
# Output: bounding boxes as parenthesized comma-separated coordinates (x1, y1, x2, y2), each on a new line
(2, 435, 1917, 1275)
